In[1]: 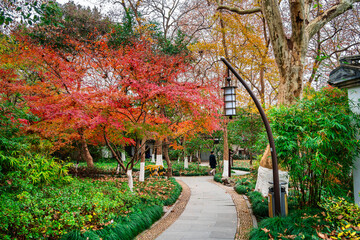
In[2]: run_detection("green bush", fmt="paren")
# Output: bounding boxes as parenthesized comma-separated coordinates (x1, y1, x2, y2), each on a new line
(247, 191, 268, 218)
(234, 177, 255, 194)
(8, 154, 72, 185)
(269, 87, 360, 207)
(213, 173, 222, 183)
(234, 184, 248, 194)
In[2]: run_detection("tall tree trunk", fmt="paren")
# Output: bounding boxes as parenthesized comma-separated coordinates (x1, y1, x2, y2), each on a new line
(103, 131, 126, 172)
(259, 64, 266, 106)
(155, 138, 163, 166)
(151, 142, 156, 163)
(127, 169, 133, 192)
(78, 129, 94, 168)
(139, 137, 146, 182)
(222, 122, 229, 178)
(163, 138, 172, 178)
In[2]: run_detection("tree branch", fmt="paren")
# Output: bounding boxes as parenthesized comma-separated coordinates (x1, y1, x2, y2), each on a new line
(306, 0, 360, 40)
(216, 5, 261, 15)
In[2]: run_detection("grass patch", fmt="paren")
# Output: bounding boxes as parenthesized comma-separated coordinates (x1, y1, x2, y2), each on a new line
(171, 162, 209, 176)
(231, 167, 250, 171)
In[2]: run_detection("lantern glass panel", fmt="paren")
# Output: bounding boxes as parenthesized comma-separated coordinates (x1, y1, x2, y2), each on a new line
(225, 101, 236, 108)
(225, 109, 236, 115)
(224, 87, 235, 94)
(225, 94, 235, 101)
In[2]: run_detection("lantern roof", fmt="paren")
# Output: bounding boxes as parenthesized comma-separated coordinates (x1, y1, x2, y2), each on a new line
(328, 55, 360, 89)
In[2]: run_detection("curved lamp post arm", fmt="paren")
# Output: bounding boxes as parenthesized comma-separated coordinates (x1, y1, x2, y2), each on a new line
(220, 57, 282, 216)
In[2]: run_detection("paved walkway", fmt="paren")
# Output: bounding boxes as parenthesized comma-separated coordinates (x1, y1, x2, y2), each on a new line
(156, 176, 237, 240)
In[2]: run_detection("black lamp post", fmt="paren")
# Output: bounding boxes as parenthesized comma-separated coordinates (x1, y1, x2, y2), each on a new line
(220, 57, 282, 216)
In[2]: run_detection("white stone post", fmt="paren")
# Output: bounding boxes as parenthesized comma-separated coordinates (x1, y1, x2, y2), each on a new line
(184, 156, 189, 169)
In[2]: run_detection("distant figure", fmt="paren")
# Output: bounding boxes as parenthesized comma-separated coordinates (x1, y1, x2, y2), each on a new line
(209, 151, 217, 175)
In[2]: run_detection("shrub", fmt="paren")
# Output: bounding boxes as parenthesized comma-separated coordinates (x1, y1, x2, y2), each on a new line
(319, 197, 360, 239)
(249, 208, 327, 239)
(234, 177, 255, 194)
(62, 204, 163, 240)
(269, 87, 360, 207)
(213, 173, 222, 183)
(234, 184, 248, 194)
(247, 191, 268, 218)
(0, 176, 182, 239)
(8, 154, 72, 185)
(0, 178, 142, 239)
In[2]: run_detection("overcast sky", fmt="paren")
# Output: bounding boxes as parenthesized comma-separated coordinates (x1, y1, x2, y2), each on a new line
(56, 0, 100, 9)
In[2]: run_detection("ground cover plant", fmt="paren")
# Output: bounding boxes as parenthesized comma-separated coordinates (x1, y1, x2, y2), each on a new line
(0, 176, 181, 239)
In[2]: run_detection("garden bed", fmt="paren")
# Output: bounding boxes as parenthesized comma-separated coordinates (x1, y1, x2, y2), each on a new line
(0, 176, 182, 239)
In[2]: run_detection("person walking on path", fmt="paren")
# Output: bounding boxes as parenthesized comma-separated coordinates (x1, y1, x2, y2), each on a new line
(209, 151, 217, 175)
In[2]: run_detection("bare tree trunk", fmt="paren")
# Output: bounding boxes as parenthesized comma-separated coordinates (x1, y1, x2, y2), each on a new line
(104, 131, 126, 172)
(127, 169, 133, 192)
(163, 138, 172, 178)
(139, 137, 146, 182)
(151, 142, 156, 163)
(222, 122, 229, 178)
(78, 129, 94, 168)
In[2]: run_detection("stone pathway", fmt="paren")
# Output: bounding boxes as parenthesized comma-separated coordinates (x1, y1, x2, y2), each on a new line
(156, 176, 237, 240)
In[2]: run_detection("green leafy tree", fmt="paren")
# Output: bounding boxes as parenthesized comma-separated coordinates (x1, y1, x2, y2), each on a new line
(1, 0, 62, 27)
(269, 87, 360, 207)
(26, 1, 110, 50)
(228, 107, 264, 163)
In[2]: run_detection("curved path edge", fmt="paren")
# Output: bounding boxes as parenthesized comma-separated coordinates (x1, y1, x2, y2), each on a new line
(212, 180, 257, 240)
(136, 179, 191, 240)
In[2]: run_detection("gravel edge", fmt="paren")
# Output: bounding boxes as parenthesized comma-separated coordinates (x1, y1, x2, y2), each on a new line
(136, 179, 191, 240)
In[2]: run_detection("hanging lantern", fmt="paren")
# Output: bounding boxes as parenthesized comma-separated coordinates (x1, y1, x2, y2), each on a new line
(222, 77, 237, 116)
